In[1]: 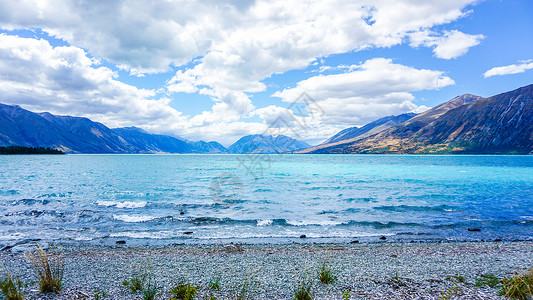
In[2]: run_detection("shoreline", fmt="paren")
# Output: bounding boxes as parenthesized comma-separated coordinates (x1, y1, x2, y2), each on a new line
(1, 240, 532, 299)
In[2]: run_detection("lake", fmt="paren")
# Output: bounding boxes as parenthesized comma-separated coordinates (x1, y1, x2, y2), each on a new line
(1, 154, 532, 246)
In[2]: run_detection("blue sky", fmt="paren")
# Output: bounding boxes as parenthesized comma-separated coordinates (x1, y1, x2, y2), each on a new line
(0, 0, 532, 146)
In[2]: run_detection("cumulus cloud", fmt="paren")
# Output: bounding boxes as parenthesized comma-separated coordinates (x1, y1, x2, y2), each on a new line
(0, 34, 186, 130)
(272, 58, 454, 126)
(483, 60, 533, 78)
(0, 1, 481, 143)
(409, 29, 484, 59)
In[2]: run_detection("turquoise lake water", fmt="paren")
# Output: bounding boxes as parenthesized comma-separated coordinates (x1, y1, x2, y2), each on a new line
(0, 154, 532, 246)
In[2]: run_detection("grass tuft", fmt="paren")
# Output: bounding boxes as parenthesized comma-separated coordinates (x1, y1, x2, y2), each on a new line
(0, 269, 25, 300)
(475, 274, 499, 288)
(93, 288, 106, 300)
(499, 268, 533, 300)
(122, 275, 144, 293)
(26, 246, 64, 293)
(318, 261, 336, 284)
(209, 277, 221, 290)
(169, 283, 199, 300)
(293, 278, 313, 300)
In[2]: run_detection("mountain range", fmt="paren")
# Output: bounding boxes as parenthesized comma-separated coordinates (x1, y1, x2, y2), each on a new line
(300, 84, 532, 154)
(0, 103, 308, 154)
(1, 84, 532, 154)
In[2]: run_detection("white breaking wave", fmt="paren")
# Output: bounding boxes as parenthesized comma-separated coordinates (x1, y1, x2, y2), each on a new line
(286, 219, 344, 226)
(113, 214, 156, 223)
(256, 219, 273, 226)
(97, 200, 147, 209)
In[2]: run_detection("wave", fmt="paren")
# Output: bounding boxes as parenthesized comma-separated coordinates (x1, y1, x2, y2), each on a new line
(97, 200, 147, 209)
(373, 205, 460, 213)
(112, 214, 157, 223)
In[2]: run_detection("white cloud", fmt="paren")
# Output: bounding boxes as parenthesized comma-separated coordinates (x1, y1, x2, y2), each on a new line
(483, 60, 533, 78)
(0, 1, 481, 144)
(273, 58, 454, 126)
(409, 29, 484, 59)
(0, 34, 186, 131)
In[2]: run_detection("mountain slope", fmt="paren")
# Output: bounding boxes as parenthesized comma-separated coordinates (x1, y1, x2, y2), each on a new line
(325, 113, 417, 144)
(112, 127, 193, 153)
(309, 85, 532, 154)
(297, 113, 416, 153)
(228, 134, 310, 154)
(0, 103, 226, 153)
(0, 104, 134, 153)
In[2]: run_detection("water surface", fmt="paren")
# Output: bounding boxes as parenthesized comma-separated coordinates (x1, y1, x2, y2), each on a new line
(1, 154, 532, 245)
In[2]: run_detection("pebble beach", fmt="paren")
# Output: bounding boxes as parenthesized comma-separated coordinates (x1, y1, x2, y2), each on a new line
(1, 241, 532, 299)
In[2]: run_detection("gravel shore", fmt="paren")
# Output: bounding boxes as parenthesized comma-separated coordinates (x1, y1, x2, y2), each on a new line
(1, 241, 532, 299)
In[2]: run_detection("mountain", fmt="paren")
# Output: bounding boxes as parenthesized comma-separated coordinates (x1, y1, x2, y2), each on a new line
(187, 140, 227, 153)
(0, 103, 227, 153)
(325, 113, 417, 144)
(227, 134, 310, 154)
(297, 113, 416, 153)
(111, 127, 193, 153)
(0, 104, 135, 153)
(307, 85, 533, 154)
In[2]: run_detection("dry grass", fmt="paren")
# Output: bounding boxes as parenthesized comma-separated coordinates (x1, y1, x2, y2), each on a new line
(26, 246, 64, 293)
(0, 268, 25, 300)
(500, 268, 533, 300)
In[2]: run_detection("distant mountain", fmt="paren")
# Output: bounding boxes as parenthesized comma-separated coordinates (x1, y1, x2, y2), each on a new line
(111, 127, 193, 153)
(187, 140, 227, 153)
(297, 113, 416, 153)
(228, 134, 310, 154)
(325, 113, 417, 144)
(0, 103, 227, 154)
(307, 85, 533, 154)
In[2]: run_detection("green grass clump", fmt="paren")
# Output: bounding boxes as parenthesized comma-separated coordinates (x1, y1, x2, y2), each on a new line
(93, 288, 106, 300)
(293, 278, 313, 300)
(143, 284, 158, 300)
(475, 274, 499, 288)
(439, 282, 462, 300)
(170, 283, 199, 300)
(122, 275, 144, 293)
(318, 261, 336, 284)
(0, 270, 25, 300)
(499, 268, 533, 300)
(342, 288, 351, 300)
(208, 277, 220, 290)
(26, 246, 64, 293)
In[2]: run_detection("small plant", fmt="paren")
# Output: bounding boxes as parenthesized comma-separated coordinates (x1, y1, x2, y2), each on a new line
(439, 282, 462, 300)
(293, 278, 313, 300)
(208, 277, 220, 290)
(0, 269, 25, 300)
(342, 288, 351, 300)
(26, 245, 64, 293)
(475, 274, 499, 288)
(143, 284, 158, 300)
(318, 261, 336, 284)
(142, 273, 158, 300)
(93, 288, 106, 300)
(123, 275, 145, 293)
(499, 268, 533, 300)
(446, 275, 465, 283)
(233, 268, 260, 300)
(170, 283, 199, 300)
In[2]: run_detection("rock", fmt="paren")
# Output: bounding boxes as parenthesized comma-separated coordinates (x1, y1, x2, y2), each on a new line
(179, 211, 185, 215)
(380, 236, 387, 240)
(468, 228, 481, 232)
(184, 231, 193, 235)
(299, 234, 306, 239)
(494, 238, 502, 242)
(116, 240, 126, 245)
(350, 240, 359, 244)
(390, 254, 398, 258)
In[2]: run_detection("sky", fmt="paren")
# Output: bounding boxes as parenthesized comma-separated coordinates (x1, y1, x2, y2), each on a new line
(0, 0, 532, 146)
